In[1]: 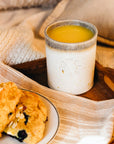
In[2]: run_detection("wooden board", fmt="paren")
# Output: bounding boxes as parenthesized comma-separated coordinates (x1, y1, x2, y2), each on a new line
(11, 58, 114, 100)
(11, 58, 114, 144)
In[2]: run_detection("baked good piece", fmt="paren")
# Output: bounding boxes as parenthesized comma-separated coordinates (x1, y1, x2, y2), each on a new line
(4, 90, 48, 144)
(0, 82, 23, 137)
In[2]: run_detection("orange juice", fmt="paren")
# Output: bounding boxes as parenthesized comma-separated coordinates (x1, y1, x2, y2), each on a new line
(47, 25, 94, 43)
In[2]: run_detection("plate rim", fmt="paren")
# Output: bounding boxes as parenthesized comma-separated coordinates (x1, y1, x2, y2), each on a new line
(21, 88, 60, 144)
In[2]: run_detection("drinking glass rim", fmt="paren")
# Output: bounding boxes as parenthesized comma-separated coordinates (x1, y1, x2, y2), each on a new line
(44, 20, 98, 50)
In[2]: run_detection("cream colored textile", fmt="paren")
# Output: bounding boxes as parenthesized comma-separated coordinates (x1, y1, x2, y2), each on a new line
(0, 8, 49, 29)
(0, 8, 52, 65)
(96, 45, 114, 69)
(0, 25, 43, 65)
(0, 61, 113, 144)
(0, 0, 60, 10)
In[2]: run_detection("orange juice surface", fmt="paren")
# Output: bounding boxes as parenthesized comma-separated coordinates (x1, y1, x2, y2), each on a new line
(47, 25, 94, 43)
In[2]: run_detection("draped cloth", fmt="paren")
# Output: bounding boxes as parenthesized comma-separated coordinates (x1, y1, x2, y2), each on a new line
(0, 0, 113, 143)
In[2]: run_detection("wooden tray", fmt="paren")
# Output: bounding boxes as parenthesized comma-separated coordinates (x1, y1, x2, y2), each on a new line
(11, 58, 114, 143)
(11, 58, 114, 101)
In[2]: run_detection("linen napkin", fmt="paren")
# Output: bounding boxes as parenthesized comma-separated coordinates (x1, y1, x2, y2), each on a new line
(39, 0, 114, 46)
(0, 61, 114, 144)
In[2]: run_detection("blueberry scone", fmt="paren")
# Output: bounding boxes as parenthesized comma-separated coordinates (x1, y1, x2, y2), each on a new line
(4, 91, 48, 144)
(0, 82, 23, 137)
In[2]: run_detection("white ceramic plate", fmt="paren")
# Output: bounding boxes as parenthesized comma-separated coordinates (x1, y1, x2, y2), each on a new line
(0, 90, 59, 144)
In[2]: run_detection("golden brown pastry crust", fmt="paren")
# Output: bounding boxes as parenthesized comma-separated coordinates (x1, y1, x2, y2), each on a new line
(0, 82, 23, 137)
(5, 90, 47, 144)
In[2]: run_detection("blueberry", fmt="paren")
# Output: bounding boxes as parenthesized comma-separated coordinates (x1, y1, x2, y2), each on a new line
(17, 130, 27, 142)
(8, 112, 13, 117)
(23, 112, 29, 125)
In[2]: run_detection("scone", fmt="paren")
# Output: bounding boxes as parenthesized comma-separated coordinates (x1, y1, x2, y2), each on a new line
(0, 82, 23, 137)
(5, 90, 48, 144)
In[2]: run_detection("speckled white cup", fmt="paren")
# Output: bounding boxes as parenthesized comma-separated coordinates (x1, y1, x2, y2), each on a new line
(45, 20, 98, 95)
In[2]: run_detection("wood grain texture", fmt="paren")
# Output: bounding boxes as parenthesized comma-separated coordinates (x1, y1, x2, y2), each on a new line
(12, 59, 114, 101)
